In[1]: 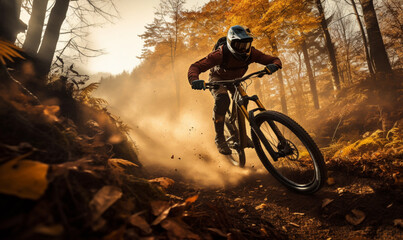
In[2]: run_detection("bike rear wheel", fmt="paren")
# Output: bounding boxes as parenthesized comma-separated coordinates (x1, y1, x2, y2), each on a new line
(251, 111, 326, 194)
(224, 113, 246, 167)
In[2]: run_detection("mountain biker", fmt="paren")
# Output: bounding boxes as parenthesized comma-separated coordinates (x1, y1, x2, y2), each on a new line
(188, 25, 282, 155)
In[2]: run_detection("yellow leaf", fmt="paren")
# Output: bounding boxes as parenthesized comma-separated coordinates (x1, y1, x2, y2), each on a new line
(255, 203, 268, 210)
(43, 105, 60, 122)
(0, 158, 48, 200)
(0, 40, 25, 65)
(185, 194, 199, 204)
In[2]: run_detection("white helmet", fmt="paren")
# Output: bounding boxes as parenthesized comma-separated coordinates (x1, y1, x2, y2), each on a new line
(226, 25, 253, 61)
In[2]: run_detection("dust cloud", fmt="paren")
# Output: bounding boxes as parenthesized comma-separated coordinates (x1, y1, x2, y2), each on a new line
(95, 56, 268, 188)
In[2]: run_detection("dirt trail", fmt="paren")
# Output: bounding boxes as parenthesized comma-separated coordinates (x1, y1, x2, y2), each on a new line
(165, 163, 403, 239)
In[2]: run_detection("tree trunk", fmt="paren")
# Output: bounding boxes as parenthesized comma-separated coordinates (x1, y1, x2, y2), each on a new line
(23, 0, 48, 55)
(0, 0, 24, 42)
(351, 0, 375, 76)
(296, 51, 305, 99)
(301, 39, 320, 110)
(16, 0, 23, 18)
(283, 72, 299, 118)
(315, 0, 341, 91)
(271, 40, 288, 114)
(360, 0, 392, 73)
(37, 0, 70, 77)
(254, 78, 263, 101)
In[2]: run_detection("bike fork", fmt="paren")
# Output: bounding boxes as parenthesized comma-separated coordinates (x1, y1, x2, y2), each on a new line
(248, 109, 281, 161)
(244, 95, 287, 162)
(235, 88, 286, 161)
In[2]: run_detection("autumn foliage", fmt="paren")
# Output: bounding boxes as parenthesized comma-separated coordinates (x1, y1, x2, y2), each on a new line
(1, 0, 403, 239)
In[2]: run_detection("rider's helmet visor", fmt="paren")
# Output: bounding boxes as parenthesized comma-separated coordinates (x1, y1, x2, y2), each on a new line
(231, 40, 252, 53)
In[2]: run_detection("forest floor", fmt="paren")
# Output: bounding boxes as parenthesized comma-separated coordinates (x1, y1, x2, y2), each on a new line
(164, 161, 403, 240)
(1, 69, 402, 239)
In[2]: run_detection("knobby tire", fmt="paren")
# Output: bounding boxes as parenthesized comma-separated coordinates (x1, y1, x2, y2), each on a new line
(251, 111, 326, 194)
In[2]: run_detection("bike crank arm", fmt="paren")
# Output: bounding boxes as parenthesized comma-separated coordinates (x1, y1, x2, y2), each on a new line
(248, 109, 280, 161)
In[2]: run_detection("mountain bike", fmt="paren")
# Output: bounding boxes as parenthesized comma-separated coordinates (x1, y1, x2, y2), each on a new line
(204, 69, 327, 194)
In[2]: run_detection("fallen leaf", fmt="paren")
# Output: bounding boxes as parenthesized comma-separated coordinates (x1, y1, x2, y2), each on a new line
(346, 209, 366, 225)
(322, 198, 334, 208)
(289, 222, 300, 227)
(129, 213, 152, 234)
(42, 105, 60, 122)
(255, 203, 268, 210)
(151, 205, 172, 226)
(234, 198, 242, 202)
(0, 157, 48, 200)
(336, 187, 345, 195)
(393, 219, 403, 228)
(2, 142, 37, 153)
(327, 177, 336, 186)
(33, 224, 64, 236)
(260, 227, 269, 236)
(166, 194, 183, 200)
(49, 159, 94, 179)
(149, 177, 174, 189)
(393, 173, 403, 185)
(238, 208, 246, 213)
(358, 186, 374, 194)
(107, 159, 139, 184)
(92, 218, 107, 231)
(90, 186, 122, 221)
(109, 158, 138, 167)
(161, 219, 200, 240)
(207, 228, 227, 237)
(103, 226, 125, 240)
(293, 212, 305, 216)
(108, 158, 138, 174)
(185, 194, 199, 204)
(150, 201, 171, 216)
(151, 198, 195, 226)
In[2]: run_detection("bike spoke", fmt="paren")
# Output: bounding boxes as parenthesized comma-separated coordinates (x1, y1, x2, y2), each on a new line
(260, 122, 280, 150)
(258, 119, 317, 186)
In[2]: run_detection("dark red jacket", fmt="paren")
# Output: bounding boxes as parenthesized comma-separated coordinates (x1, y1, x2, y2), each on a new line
(188, 46, 282, 84)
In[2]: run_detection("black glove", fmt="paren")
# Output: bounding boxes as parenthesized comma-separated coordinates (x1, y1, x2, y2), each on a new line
(265, 64, 280, 74)
(191, 80, 206, 90)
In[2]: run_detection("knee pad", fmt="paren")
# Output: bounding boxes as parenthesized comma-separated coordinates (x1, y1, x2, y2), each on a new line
(214, 93, 230, 117)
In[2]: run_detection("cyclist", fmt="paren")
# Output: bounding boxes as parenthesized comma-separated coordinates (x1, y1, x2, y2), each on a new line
(188, 25, 282, 155)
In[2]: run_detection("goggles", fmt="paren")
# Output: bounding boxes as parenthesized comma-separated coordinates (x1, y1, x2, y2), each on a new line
(232, 41, 252, 53)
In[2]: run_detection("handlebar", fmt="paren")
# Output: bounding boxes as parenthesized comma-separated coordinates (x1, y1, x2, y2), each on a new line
(205, 69, 268, 89)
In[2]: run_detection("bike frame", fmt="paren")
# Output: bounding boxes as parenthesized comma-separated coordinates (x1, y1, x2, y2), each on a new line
(217, 72, 288, 162)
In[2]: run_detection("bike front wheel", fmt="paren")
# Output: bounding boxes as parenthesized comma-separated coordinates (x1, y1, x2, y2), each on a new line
(251, 111, 326, 194)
